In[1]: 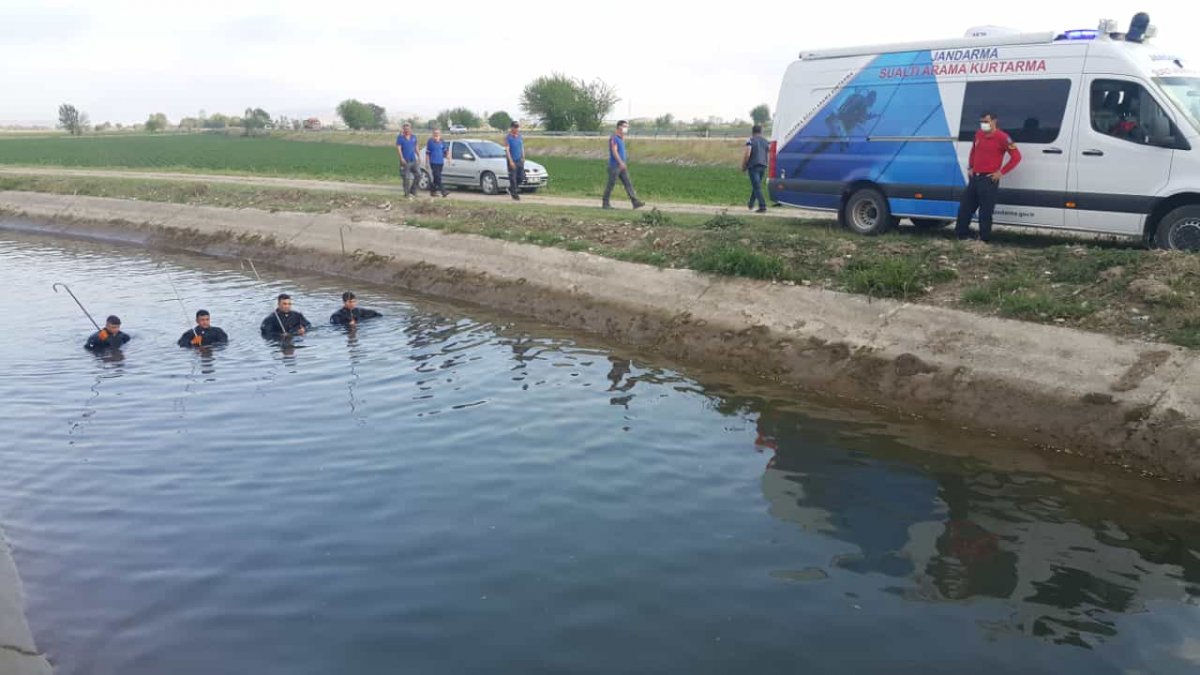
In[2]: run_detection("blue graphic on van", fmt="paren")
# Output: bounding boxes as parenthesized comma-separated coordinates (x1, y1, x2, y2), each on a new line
(775, 50, 965, 216)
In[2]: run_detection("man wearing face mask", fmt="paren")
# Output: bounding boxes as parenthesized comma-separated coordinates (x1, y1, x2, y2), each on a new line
(955, 112, 1022, 243)
(602, 120, 645, 210)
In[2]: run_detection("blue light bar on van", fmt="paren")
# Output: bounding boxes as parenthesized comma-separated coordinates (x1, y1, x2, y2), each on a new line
(1056, 29, 1100, 41)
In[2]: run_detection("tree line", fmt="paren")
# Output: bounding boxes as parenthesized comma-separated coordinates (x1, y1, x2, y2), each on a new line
(55, 76, 772, 136)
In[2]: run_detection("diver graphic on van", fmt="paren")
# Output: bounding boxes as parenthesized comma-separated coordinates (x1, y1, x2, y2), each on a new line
(825, 89, 880, 147)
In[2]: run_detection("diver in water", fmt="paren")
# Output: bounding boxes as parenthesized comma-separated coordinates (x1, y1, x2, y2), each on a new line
(85, 315, 131, 352)
(330, 292, 382, 326)
(260, 294, 312, 337)
(177, 309, 229, 348)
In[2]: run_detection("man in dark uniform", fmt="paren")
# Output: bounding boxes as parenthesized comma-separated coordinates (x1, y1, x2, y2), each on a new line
(85, 315, 131, 351)
(177, 309, 229, 348)
(330, 291, 382, 326)
(955, 111, 1022, 243)
(260, 294, 312, 337)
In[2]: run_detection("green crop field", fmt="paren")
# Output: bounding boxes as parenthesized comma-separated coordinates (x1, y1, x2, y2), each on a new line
(0, 133, 749, 205)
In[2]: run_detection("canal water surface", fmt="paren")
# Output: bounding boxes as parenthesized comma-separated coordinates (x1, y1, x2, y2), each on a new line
(1, 225, 1199, 674)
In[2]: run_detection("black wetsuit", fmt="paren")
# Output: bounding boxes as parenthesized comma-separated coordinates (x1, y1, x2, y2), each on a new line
(260, 310, 312, 337)
(330, 307, 382, 325)
(84, 330, 131, 351)
(177, 326, 229, 348)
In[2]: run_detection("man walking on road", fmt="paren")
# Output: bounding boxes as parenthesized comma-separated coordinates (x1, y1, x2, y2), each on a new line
(426, 128, 448, 197)
(602, 120, 645, 210)
(505, 121, 525, 201)
(955, 112, 1022, 243)
(396, 122, 421, 200)
(743, 124, 769, 213)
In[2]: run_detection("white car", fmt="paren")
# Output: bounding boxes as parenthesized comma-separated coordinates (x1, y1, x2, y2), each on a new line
(448, 124, 468, 134)
(420, 139, 550, 195)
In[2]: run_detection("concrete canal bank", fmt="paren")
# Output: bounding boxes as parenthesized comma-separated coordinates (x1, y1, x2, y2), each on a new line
(2, 190, 1198, 482)
(0, 530, 52, 674)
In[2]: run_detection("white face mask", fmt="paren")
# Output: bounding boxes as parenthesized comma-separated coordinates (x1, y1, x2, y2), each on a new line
(980, 121, 993, 132)
(619, 127, 628, 134)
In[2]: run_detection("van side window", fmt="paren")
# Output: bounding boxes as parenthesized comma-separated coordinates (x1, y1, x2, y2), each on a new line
(958, 79, 1071, 144)
(451, 142, 472, 160)
(1090, 80, 1181, 147)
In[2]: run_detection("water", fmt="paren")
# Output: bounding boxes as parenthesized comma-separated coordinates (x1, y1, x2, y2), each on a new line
(1, 223, 1199, 675)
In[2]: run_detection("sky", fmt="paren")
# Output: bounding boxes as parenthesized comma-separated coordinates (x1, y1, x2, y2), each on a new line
(2, 0, 1197, 127)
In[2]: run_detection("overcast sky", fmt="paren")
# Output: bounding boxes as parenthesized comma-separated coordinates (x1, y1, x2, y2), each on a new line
(2, 0, 1196, 126)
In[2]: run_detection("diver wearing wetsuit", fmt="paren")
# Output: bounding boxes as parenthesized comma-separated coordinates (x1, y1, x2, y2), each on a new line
(85, 315, 131, 351)
(260, 294, 312, 337)
(330, 291, 382, 326)
(178, 309, 229, 347)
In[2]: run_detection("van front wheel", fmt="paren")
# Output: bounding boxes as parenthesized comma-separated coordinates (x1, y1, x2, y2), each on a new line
(843, 188, 896, 236)
(1154, 205, 1200, 251)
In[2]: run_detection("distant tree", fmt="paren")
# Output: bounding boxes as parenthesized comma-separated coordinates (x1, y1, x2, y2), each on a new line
(274, 114, 291, 131)
(521, 73, 619, 132)
(291, 119, 303, 131)
(488, 111, 513, 131)
(178, 117, 201, 131)
(94, 121, 113, 132)
(337, 99, 374, 130)
(57, 103, 88, 135)
(750, 104, 771, 126)
(427, 118, 440, 131)
(654, 113, 675, 130)
(574, 79, 618, 132)
(203, 113, 229, 129)
(436, 107, 482, 129)
(145, 112, 169, 133)
(366, 103, 388, 130)
(228, 116, 244, 128)
(243, 107, 272, 135)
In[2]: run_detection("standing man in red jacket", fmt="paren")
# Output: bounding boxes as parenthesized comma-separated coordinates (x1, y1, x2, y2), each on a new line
(955, 112, 1022, 242)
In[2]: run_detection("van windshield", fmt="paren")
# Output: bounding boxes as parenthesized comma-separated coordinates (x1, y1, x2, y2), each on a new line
(1155, 77, 1200, 133)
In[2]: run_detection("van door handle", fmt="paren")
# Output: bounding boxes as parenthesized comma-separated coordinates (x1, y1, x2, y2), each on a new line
(1042, 148, 1063, 154)
(1082, 149, 1104, 157)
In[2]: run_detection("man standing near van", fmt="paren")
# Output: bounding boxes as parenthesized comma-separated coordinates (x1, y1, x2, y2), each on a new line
(505, 121, 525, 201)
(955, 112, 1022, 242)
(743, 125, 770, 213)
(602, 120, 645, 210)
(396, 122, 420, 200)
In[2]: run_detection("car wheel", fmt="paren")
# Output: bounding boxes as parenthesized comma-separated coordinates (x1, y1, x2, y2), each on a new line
(1154, 205, 1200, 251)
(480, 171, 499, 195)
(910, 217, 952, 230)
(418, 170, 431, 191)
(843, 188, 896, 236)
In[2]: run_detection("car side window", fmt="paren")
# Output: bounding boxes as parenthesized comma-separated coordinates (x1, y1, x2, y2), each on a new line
(1091, 80, 1180, 147)
(451, 142, 473, 160)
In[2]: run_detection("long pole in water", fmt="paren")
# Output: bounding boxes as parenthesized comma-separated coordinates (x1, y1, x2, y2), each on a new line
(52, 283, 101, 332)
(165, 272, 198, 338)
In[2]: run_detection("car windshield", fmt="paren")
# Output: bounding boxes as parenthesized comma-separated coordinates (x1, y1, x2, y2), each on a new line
(1155, 76, 1200, 133)
(469, 142, 507, 159)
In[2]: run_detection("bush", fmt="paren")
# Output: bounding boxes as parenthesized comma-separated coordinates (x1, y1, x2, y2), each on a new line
(488, 111, 514, 131)
(703, 210, 743, 230)
(841, 256, 957, 299)
(640, 207, 672, 226)
(690, 244, 785, 280)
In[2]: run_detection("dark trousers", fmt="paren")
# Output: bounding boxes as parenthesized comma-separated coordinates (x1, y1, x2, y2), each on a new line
(955, 174, 999, 241)
(429, 163, 445, 195)
(748, 165, 766, 209)
(603, 165, 638, 205)
(508, 160, 525, 196)
(400, 162, 421, 196)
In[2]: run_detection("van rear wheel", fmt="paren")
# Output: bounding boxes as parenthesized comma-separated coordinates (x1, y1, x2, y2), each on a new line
(1154, 206, 1200, 251)
(843, 188, 896, 236)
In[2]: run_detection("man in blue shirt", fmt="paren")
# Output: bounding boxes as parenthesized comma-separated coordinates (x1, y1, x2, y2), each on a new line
(505, 121, 525, 201)
(395, 122, 420, 199)
(425, 128, 449, 197)
(743, 125, 770, 213)
(602, 120, 644, 210)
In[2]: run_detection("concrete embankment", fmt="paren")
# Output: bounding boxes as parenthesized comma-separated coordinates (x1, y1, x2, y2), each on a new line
(0, 529, 52, 674)
(3, 190, 1199, 481)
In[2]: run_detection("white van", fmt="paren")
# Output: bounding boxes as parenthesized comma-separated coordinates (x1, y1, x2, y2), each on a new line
(768, 14, 1200, 249)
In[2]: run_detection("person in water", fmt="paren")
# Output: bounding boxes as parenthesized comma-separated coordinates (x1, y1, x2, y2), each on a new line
(260, 294, 312, 337)
(177, 309, 229, 348)
(330, 291, 382, 326)
(85, 315, 131, 351)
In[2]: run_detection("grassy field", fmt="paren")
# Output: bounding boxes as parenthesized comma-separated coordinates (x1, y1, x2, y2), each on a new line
(4, 173, 1198, 349)
(0, 133, 748, 204)
(274, 130, 747, 167)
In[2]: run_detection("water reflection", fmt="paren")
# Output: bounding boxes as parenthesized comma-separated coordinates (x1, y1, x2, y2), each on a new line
(728, 395, 1200, 651)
